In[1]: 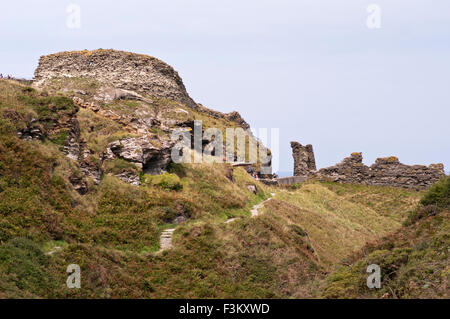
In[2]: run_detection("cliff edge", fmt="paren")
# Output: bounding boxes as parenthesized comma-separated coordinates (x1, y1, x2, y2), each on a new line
(33, 49, 197, 108)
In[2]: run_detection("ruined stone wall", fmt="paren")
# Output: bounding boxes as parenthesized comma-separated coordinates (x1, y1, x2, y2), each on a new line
(291, 143, 445, 189)
(277, 176, 307, 185)
(291, 142, 316, 177)
(316, 154, 446, 189)
(33, 49, 197, 108)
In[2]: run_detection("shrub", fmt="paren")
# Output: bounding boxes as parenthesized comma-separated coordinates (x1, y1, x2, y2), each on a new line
(17, 93, 75, 122)
(321, 263, 364, 299)
(103, 158, 139, 175)
(287, 182, 303, 190)
(290, 224, 307, 237)
(167, 162, 187, 178)
(49, 129, 69, 146)
(420, 176, 450, 210)
(0, 118, 14, 135)
(404, 177, 450, 225)
(0, 238, 55, 294)
(141, 173, 182, 191)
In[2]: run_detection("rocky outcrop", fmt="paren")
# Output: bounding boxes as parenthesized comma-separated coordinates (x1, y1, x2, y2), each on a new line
(226, 111, 250, 130)
(17, 119, 43, 140)
(28, 49, 266, 188)
(69, 173, 88, 195)
(93, 87, 152, 104)
(33, 49, 252, 130)
(59, 94, 175, 188)
(2, 109, 43, 141)
(79, 156, 102, 185)
(64, 117, 82, 161)
(197, 104, 250, 130)
(291, 142, 445, 189)
(33, 49, 197, 108)
(113, 171, 140, 186)
(247, 184, 257, 194)
(106, 137, 173, 173)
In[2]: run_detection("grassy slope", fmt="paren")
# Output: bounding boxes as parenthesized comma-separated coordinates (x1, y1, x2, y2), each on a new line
(0, 79, 442, 298)
(321, 177, 449, 299)
(0, 79, 269, 297)
(269, 184, 414, 267)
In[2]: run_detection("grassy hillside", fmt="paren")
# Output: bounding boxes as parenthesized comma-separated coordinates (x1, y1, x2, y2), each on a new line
(321, 177, 449, 299)
(0, 78, 445, 299)
(261, 182, 421, 268)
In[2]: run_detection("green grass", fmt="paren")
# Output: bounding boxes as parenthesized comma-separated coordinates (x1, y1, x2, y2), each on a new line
(103, 158, 139, 175)
(0, 238, 57, 298)
(404, 176, 450, 226)
(420, 176, 450, 209)
(321, 182, 450, 299)
(0, 79, 447, 299)
(141, 172, 182, 191)
(318, 181, 422, 222)
(269, 182, 415, 267)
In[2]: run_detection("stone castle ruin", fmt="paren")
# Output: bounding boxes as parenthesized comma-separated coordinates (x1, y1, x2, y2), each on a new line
(25, 49, 445, 190)
(33, 49, 197, 108)
(291, 142, 316, 177)
(28, 49, 269, 187)
(291, 141, 445, 189)
(33, 49, 251, 127)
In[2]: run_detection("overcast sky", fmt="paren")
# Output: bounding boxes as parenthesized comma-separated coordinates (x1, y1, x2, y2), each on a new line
(1, 0, 449, 174)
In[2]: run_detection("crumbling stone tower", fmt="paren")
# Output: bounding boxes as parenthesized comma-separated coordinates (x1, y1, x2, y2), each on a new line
(291, 141, 316, 177)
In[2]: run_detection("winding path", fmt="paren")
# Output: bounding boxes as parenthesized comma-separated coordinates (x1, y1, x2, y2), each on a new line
(158, 193, 276, 252)
(250, 194, 275, 217)
(158, 228, 176, 252)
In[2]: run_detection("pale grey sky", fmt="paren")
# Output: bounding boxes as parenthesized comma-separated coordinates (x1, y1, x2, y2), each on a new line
(1, 0, 449, 174)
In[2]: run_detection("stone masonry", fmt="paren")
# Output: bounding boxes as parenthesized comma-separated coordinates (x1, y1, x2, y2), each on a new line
(291, 141, 445, 190)
(291, 142, 317, 177)
(33, 49, 250, 129)
(33, 49, 197, 108)
(29, 49, 262, 188)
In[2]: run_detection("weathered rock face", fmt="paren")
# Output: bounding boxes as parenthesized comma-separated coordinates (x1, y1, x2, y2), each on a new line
(291, 141, 316, 177)
(113, 171, 140, 186)
(69, 173, 88, 195)
(105, 136, 174, 175)
(247, 184, 257, 194)
(33, 49, 197, 108)
(291, 142, 445, 189)
(14, 113, 43, 140)
(197, 104, 251, 130)
(28, 49, 267, 189)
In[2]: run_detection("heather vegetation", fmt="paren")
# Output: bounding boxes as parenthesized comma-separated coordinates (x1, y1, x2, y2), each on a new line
(0, 78, 447, 298)
(322, 177, 449, 299)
